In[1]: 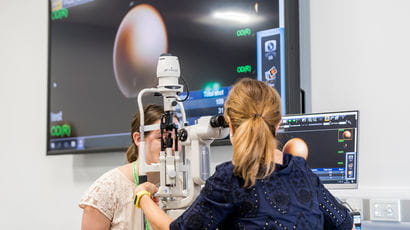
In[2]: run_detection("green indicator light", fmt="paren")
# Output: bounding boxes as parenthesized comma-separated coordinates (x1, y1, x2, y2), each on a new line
(236, 28, 252, 37)
(337, 162, 344, 165)
(338, 129, 345, 131)
(203, 82, 224, 97)
(236, 65, 252, 73)
(204, 82, 221, 90)
(51, 8, 69, 21)
(338, 140, 344, 142)
(337, 150, 344, 154)
(50, 124, 71, 137)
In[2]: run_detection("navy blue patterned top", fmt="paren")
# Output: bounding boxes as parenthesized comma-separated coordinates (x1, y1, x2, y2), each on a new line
(170, 153, 353, 230)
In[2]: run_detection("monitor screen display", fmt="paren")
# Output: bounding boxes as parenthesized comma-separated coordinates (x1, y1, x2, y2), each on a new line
(277, 111, 359, 189)
(48, 0, 300, 154)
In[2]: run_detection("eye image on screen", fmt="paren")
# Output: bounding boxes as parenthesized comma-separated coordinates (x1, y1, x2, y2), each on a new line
(113, 3, 168, 98)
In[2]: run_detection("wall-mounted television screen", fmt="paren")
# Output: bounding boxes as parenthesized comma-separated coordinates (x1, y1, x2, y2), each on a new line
(47, 0, 301, 155)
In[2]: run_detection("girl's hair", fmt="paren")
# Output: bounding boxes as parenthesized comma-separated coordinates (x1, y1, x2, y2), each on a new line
(224, 78, 282, 188)
(126, 104, 164, 163)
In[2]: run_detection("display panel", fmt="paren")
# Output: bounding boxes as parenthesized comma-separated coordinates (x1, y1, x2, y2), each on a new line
(277, 111, 359, 189)
(48, 0, 300, 154)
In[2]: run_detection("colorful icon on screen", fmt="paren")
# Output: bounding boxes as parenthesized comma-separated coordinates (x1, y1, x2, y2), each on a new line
(265, 66, 278, 80)
(264, 40, 277, 60)
(265, 40, 276, 52)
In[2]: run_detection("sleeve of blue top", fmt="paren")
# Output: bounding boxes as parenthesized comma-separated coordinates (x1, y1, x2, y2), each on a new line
(297, 157, 354, 230)
(170, 163, 235, 230)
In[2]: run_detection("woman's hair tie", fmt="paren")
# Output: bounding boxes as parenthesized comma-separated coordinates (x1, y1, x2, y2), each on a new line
(253, 113, 262, 118)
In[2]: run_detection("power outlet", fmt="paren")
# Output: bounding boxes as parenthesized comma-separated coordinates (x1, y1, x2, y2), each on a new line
(369, 199, 401, 221)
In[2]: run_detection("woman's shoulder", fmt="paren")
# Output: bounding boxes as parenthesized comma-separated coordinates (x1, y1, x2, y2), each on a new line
(208, 161, 235, 184)
(215, 161, 234, 172)
(94, 167, 123, 183)
(79, 167, 133, 206)
(281, 153, 308, 168)
(215, 161, 236, 177)
(83, 168, 120, 194)
(82, 167, 133, 197)
(273, 153, 315, 180)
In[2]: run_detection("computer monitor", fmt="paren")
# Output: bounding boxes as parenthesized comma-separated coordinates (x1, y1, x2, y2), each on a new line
(277, 111, 359, 189)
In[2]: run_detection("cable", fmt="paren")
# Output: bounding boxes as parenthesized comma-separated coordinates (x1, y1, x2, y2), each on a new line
(177, 75, 190, 102)
(342, 201, 355, 212)
(335, 197, 354, 212)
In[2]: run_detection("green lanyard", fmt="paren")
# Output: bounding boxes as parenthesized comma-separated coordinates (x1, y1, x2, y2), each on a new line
(133, 161, 151, 230)
(133, 161, 139, 186)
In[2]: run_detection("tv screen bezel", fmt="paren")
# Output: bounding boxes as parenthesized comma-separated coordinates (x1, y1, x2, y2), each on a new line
(46, 0, 301, 155)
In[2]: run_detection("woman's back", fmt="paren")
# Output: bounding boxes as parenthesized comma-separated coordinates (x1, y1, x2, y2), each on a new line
(133, 79, 353, 230)
(171, 153, 352, 230)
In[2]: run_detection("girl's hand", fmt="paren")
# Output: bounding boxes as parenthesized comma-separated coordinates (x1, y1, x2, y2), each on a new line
(135, 182, 158, 194)
(135, 182, 160, 206)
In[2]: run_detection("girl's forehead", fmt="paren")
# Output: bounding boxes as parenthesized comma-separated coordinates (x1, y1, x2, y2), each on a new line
(151, 129, 161, 134)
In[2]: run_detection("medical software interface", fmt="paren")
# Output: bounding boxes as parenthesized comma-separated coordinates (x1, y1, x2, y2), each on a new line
(277, 111, 358, 185)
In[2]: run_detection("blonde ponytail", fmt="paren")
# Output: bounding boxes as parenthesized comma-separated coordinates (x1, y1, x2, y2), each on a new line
(224, 78, 282, 188)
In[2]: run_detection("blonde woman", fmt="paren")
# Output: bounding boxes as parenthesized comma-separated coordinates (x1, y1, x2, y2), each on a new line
(135, 78, 353, 230)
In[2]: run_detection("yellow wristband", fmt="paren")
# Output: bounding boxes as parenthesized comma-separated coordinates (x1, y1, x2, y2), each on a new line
(134, 190, 151, 208)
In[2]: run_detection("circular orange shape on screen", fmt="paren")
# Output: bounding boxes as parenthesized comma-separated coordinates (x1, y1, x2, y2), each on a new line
(343, 130, 352, 139)
(113, 4, 168, 98)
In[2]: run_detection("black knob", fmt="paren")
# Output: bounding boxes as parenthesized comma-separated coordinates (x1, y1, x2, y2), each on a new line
(139, 175, 147, 183)
(178, 128, 188, 142)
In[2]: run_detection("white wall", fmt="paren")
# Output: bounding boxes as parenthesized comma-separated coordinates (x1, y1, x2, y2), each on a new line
(0, 1, 95, 229)
(1, 0, 410, 229)
(307, 0, 410, 199)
